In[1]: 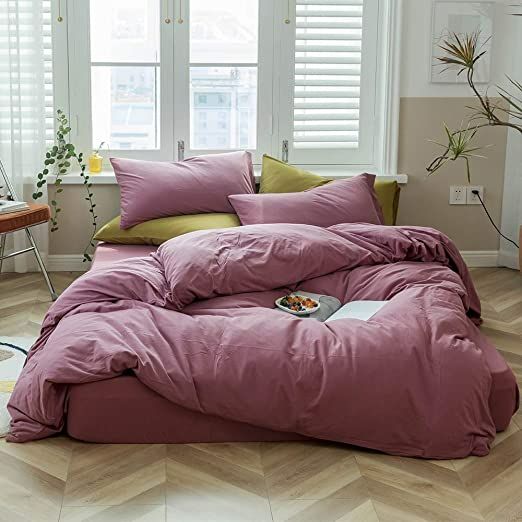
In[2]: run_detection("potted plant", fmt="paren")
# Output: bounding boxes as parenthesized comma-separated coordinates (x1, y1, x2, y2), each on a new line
(34, 110, 98, 262)
(427, 32, 521, 267)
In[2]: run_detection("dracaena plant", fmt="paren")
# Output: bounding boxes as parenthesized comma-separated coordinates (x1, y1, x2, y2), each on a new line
(34, 110, 98, 262)
(427, 32, 522, 180)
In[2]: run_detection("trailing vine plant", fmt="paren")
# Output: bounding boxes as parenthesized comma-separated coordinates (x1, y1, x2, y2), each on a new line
(34, 110, 98, 262)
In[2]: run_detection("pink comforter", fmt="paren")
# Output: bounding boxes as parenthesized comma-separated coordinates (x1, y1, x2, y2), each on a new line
(7, 223, 519, 458)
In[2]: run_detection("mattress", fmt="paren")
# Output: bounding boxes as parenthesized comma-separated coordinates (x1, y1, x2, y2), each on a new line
(69, 243, 306, 443)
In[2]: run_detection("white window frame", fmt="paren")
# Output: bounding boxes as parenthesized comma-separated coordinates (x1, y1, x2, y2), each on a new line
(52, 0, 402, 174)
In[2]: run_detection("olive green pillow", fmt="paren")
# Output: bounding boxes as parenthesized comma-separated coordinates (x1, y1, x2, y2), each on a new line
(94, 213, 241, 246)
(259, 154, 400, 225)
(259, 155, 332, 194)
(373, 181, 401, 226)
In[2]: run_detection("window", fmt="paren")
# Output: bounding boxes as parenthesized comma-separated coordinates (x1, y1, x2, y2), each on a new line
(176, 0, 270, 157)
(189, 0, 258, 151)
(90, 0, 160, 151)
(62, 0, 400, 172)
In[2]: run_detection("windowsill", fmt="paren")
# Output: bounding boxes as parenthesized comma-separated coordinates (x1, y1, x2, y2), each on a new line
(46, 167, 408, 185)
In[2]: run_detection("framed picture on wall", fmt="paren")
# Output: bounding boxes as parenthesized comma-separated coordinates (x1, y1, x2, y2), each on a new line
(431, 0, 495, 83)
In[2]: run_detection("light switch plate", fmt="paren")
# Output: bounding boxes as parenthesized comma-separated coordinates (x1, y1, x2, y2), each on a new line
(450, 186, 467, 205)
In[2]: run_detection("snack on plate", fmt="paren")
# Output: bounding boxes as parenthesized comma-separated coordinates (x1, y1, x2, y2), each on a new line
(276, 294, 320, 315)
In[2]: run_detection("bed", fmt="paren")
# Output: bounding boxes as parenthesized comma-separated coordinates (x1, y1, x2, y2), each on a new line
(8, 157, 516, 457)
(8, 224, 519, 458)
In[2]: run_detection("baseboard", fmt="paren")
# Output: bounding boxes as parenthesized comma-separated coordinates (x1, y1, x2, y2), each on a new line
(497, 249, 520, 270)
(460, 251, 499, 268)
(47, 255, 91, 272)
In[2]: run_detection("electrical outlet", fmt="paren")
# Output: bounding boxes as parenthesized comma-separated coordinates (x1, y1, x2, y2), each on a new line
(450, 186, 467, 205)
(467, 186, 484, 205)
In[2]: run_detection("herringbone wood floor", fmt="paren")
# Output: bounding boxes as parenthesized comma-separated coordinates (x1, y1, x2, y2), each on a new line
(0, 268, 521, 522)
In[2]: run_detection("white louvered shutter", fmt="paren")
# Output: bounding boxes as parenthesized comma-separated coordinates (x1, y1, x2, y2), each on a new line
(0, 0, 54, 150)
(279, 0, 379, 166)
(43, 0, 55, 146)
(294, 0, 362, 150)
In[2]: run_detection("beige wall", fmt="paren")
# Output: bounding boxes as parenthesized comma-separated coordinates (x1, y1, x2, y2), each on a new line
(397, 98, 507, 251)
(48, 97, 507, 255)
(49, 185, 120, 255)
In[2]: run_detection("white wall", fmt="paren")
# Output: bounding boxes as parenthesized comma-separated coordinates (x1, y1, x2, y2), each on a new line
(401, 0, 513, 97)
(499, 14, 522, 269)
(401, 0, 521, 268)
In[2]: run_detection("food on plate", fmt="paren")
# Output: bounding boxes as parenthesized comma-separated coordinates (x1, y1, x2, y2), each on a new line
(279, 295, 319, 313)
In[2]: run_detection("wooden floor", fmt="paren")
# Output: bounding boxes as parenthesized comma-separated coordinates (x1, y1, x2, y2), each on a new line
(0, 268, 521, 522)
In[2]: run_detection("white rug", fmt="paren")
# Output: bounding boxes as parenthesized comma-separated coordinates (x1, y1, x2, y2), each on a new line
(0, 337, 36, 437)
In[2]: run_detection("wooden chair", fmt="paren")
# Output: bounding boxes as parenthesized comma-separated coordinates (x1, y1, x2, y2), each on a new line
(0, 159, 57, 300)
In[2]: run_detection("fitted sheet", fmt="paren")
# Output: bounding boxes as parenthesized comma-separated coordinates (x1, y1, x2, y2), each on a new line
(92, 242, 157, 269)
(67, 376, 307, 443)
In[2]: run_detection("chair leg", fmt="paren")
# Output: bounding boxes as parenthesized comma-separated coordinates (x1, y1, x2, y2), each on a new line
(25, 228, 58, 301)
(0, 233, 6, 275)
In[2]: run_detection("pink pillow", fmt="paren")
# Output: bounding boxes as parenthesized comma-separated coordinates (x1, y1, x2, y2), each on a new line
(228, 174, 384, 227)
(111, 152, 255, 229)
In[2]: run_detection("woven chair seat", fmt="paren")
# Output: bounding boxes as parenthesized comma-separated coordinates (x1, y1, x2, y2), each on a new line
(0, 204, 51, 234)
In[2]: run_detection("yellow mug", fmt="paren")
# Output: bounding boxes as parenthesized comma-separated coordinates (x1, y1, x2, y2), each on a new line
(89, 153, 103, 174)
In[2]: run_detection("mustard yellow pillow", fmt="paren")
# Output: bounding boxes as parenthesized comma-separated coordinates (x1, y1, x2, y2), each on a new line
(94, 213, 241, 246)
(374, 181, 401, 226)
(259, 154, 400, 225)
(259, 155, 332, 193)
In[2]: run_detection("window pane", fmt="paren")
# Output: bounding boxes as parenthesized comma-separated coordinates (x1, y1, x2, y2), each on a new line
(90, 0, 159, 63)
(92, 66, 159, 150)
(190, 0, 258, 63)
(190, 67, 257, 150)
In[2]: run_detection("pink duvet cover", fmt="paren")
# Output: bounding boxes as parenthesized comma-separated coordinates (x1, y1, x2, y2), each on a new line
(7, 223, 519, 458)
